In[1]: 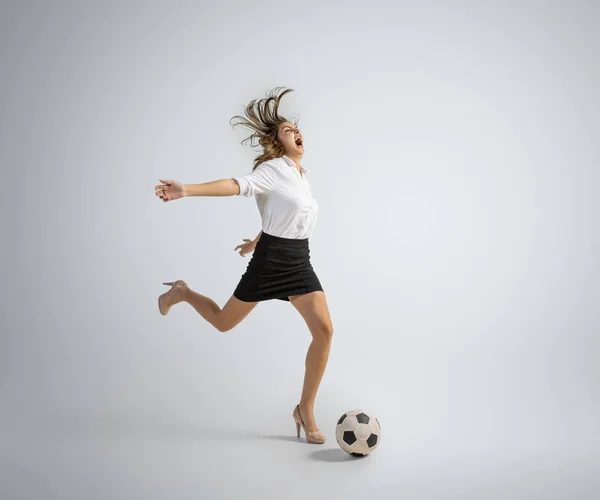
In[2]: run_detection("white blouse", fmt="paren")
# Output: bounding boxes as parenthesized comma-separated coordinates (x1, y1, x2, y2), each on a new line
(233, 155, 319, 239)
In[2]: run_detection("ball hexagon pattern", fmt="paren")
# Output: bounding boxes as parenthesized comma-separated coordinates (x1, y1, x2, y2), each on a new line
(335, 409, 381, 457)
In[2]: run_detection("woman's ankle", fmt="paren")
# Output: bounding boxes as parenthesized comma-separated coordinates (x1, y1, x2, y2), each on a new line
(299, 401, 315, 412)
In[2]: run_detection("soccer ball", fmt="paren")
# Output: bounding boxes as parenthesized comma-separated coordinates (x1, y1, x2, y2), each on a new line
(335, 409, 381, 456)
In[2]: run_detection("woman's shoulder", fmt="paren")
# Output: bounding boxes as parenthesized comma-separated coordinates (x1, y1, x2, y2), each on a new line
(255, 157, 287, 171)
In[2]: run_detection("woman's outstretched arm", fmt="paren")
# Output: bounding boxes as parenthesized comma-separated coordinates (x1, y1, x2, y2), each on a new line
(158, 161, 277, 201)
(184, 179, 240, 197)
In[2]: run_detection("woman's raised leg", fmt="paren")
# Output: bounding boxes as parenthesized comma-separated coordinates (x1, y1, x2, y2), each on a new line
(159, 281, 258, 332)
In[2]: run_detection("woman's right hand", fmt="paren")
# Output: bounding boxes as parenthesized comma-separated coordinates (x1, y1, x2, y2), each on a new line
(234, 239, 256, 257)
(155, 178, 185, 202)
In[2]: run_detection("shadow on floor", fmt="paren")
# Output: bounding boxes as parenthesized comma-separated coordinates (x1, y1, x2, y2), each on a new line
(38, 413, 337, 446)
(308, 448, 363, 462)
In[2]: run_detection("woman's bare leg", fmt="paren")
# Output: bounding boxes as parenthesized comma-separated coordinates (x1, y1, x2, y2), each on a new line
(288, 291, 334, 432)
(162, 282, 258, 332)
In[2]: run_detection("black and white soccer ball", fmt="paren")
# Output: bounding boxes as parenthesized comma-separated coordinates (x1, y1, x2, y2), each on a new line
(335, 409, 381, 456)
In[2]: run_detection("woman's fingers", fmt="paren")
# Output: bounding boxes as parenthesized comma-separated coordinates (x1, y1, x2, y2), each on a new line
(156, 180, 176, 202)
(234, 240, 254, 255)
(155, 185, 170, 201)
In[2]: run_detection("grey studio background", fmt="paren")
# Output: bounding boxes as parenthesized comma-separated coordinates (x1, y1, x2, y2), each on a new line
(1, 1, 598, 499)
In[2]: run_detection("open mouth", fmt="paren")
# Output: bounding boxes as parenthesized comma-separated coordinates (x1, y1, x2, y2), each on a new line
(295, 137, 303, 148)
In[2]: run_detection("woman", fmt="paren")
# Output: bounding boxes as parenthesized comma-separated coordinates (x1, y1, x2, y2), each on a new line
(154, 87, 333, 444)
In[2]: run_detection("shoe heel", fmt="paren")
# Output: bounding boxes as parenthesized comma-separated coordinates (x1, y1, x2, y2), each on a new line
(159, 281, 186, 316)
(293, 404, 326, 444)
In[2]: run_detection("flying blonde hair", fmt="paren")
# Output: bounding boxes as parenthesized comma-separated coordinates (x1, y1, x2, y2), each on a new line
(230, 87, 298, 170)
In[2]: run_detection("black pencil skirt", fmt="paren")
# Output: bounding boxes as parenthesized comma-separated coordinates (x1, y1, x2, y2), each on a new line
(233, 231, 324, 302)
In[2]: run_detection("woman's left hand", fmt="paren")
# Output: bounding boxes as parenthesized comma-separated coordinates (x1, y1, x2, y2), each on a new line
(234, 239, 255, 257)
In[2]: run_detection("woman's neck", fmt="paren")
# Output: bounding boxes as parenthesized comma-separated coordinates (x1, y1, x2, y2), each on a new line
(285, 153, 303, 166)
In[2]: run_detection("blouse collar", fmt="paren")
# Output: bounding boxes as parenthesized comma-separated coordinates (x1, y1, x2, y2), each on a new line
(282, 155, 310, 174)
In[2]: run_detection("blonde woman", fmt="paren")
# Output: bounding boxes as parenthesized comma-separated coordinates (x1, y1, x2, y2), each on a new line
(154, 87, 333, 444)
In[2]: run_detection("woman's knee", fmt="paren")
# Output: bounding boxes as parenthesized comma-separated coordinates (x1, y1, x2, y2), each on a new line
(313, 322, 334, 342)
(215, 318, 234, 333)
(215, 312, 243, 333)
(216, 323, 229, 333)
(215, 296, 257, 333)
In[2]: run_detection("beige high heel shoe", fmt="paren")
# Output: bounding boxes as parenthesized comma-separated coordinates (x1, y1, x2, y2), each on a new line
(293, 404, 326, 444)
(158, 280, 187, 316)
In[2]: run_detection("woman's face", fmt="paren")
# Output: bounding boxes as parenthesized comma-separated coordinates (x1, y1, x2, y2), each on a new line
(277, 121, 303, 156)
